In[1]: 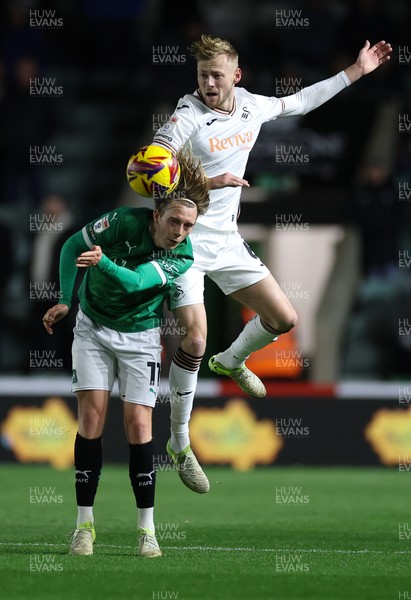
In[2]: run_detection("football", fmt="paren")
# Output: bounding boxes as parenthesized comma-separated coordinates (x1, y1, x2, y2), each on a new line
(126, 145, 181, 198)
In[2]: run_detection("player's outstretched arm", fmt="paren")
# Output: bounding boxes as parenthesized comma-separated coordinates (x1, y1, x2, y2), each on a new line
(77, 245, 192, 292)
(344, 40, 392, 83)
(277, 39, 392, 119)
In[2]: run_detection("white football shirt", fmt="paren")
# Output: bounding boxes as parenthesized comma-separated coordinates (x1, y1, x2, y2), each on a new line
(153, 71, 350, 232)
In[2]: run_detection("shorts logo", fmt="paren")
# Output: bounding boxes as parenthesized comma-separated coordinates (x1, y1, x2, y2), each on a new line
(72, 369, 78, 384)
(172, 285, 185, 300)
(93, 216, 110, 233)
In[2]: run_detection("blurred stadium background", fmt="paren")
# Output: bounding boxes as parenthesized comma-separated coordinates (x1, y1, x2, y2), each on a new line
(1, 0, 411, 564)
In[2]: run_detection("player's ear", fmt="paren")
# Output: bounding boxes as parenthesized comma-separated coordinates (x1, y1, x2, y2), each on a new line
(153, 208, 160, 223)
(234, 67, 242, 84)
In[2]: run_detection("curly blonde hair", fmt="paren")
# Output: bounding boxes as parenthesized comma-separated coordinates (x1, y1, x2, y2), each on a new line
(188, 34, 238, 65)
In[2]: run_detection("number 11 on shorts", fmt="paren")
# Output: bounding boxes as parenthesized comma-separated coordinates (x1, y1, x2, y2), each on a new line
(147, 361, 161, 386)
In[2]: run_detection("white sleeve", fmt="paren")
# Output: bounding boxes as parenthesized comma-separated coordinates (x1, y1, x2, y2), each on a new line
(153, 98, 197, 154)
(278, 71, 351, 117)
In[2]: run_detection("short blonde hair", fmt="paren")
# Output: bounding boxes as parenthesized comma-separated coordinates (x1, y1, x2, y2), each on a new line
(188, 34, 238, 65)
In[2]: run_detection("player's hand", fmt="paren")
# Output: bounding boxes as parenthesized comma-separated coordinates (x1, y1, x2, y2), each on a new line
(208, 173, 250, 190)
(42, 304, 69, 335)
(355, 40, 392, 77)
(76, 245, 103, 267)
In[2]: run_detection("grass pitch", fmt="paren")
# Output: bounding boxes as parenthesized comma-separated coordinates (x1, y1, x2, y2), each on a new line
(0, 464, 410, 600)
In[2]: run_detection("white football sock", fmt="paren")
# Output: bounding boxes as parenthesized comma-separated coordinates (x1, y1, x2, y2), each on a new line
(168, 348, 202, 453)
(215, 315, 279, 369)
(77, 506, 94, 527)
(138, 507, 155, 531)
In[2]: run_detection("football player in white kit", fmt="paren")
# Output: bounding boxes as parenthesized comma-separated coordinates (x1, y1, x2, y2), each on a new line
(152, 34, 392, 492)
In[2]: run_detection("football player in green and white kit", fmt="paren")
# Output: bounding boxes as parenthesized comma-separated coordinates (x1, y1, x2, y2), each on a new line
(42, 152, 209, 558)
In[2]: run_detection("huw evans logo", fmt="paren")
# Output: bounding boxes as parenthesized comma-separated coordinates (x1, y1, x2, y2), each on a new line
(30, 77, 63, 97)
(275, 10, 309, 29)
(30, 10, 63, 29)
(152, 46, 186, 65)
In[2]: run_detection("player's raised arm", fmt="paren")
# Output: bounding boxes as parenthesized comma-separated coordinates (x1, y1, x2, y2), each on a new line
(344, 40, 392, 83)
(279, 39, 392, 118)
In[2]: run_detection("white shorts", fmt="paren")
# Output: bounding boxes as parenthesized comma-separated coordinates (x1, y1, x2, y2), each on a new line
(169, 229, 270, 309)
(71, 309, 162, 407)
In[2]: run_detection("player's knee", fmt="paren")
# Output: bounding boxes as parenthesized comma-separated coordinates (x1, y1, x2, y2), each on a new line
(127, 417, 151, 444)
(279, 308, 298, 333)
(181, 332, 206, 357)
(275, 307, 298, 333)
(79, 407, 103, 437)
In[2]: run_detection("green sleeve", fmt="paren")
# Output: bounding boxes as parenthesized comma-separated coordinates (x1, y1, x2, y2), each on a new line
(96, 254, 192, 292)
(58, 230, 88, 308)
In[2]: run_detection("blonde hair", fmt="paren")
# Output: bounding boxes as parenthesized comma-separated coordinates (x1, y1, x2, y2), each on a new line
(155, 146, 209, 217)
(188, 34, 238, 65)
